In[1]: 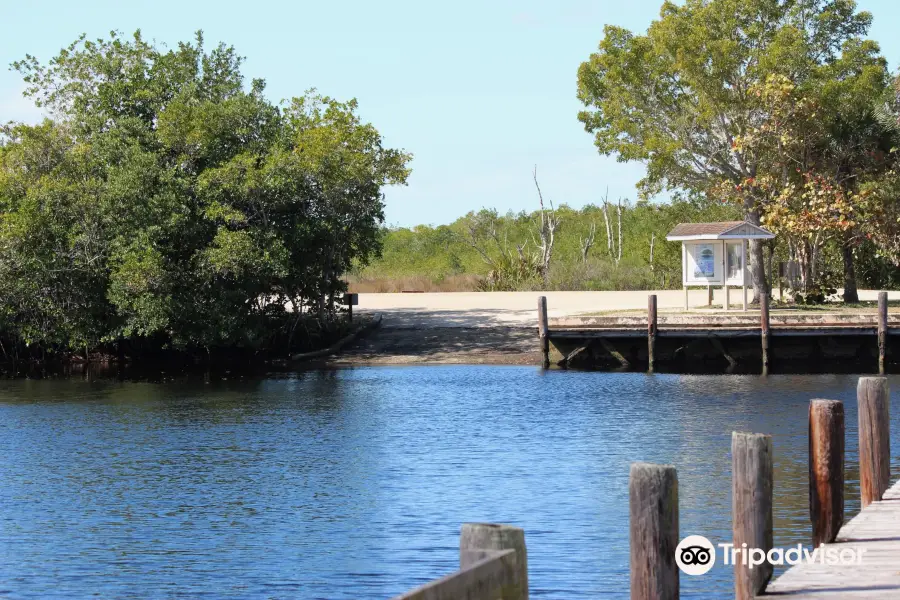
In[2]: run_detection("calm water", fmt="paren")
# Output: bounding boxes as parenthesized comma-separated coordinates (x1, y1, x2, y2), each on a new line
(1, 368, 899, 598)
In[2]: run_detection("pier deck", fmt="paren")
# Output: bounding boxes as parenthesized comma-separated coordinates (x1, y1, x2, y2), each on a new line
(767, 479, 900, 598)
(540, 296, 897, 372)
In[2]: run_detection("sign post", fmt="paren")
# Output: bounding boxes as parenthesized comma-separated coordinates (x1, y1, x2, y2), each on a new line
(344, 293, 359, 322)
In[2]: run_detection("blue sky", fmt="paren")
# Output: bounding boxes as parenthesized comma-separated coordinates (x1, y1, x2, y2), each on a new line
(1, 1, 898, 227)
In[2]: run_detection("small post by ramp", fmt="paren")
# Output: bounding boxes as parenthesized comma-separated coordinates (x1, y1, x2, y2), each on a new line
(344, 292, 359, 322)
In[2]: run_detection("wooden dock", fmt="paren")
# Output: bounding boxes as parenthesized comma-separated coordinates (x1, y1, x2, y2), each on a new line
(766, 479, 900, 598)
(538, 293, 896, 372)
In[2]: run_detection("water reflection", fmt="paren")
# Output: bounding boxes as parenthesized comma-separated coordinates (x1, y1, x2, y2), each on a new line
(0, 369, 897, 598)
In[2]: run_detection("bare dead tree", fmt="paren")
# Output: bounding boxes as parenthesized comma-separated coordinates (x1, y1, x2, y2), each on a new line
(532, 165, 560, 287)
(616, 197, 623, 265)
(580, 221, 597, 263)
(649, 232, 656, 272)
(602, 189, 613, 258)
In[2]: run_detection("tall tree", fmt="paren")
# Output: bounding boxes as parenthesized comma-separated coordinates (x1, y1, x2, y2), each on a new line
(577, 0, 886, 301)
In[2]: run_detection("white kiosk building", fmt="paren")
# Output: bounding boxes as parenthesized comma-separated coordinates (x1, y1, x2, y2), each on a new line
(666, 221, 775, 311)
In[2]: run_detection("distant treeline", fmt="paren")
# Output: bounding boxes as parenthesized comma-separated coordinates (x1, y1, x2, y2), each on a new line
(350, 197, 900, 295)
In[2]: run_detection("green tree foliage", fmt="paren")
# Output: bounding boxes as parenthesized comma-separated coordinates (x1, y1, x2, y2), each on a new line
(353, 197, 742, 291)
(576, 0, 888, 301)
(0, 31, 410, 360)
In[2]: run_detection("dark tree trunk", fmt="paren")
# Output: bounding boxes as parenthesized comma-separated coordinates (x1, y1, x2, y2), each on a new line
(746, 206, 768, 304)
(842, 233, 859, 303)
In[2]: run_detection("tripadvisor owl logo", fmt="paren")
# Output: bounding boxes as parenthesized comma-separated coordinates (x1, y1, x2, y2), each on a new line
(675, 535, 716, 576)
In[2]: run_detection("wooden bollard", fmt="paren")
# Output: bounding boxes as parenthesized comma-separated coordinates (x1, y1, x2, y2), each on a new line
(878, 292, 888, 374)
(648, 295, 658, 373)
(538, 296, 549, 369)
(732, 432, 774, 599)
(858, 377, 891, 507)
(460, 523, 528, 599)
(809, 400, 844, 546)
(760, 294, 770, 376)
(630, 463, 679, 600)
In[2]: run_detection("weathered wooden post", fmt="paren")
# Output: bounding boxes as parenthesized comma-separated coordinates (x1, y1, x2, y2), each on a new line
(809, 399, 844, 546)
(648, 294, 658, 373)
(858, 377, 891, 507)
(630, 462, 678, 600)
(708, 285, 713, 307)
(878, 291, 888, 375)
(760, 293, 770, 376)
(732, 432, 774, 600)
(460, 523, 528, 600)
(538, 296, 549, 369)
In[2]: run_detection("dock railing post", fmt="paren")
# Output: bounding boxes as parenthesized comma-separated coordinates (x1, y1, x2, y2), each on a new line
(732, 432, 774, 600)
(760, 294, 770, 376)
(878, 291, 888, 374)
(809, 400, 844, 546)
(857, 377, 890, 508)
(648, 295, 658, 373)
(538, 296, 549, 369)
(630, 463, 679, 600)
(460, 523, 528, 600)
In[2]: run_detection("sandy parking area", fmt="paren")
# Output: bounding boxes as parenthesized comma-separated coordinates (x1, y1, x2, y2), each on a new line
(355, 289, 889, 329)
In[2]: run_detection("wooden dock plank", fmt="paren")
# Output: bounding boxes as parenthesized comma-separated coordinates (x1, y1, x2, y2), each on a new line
(766, 479, 900, 598)
(548, 327, 881, 339)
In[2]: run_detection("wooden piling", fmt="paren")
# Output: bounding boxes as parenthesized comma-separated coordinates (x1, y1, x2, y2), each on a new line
(878, 292, 888, 374)
(809, 400, 844, 546)
(460, 523, 528, 600)
(857, 377, 890, 508)
(648, 295, 658, 373)
(708, 285, 713, 307)
(760, 294, 770, 376)
(538, 296, 549, 369)
(629, 462, 679, 600)
(732, 432, 774, 600)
